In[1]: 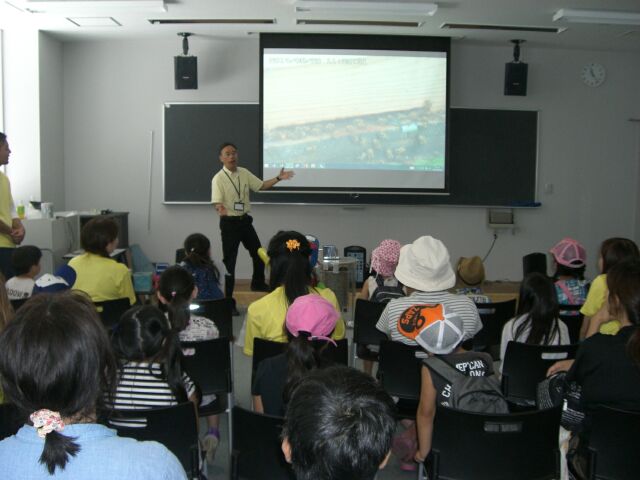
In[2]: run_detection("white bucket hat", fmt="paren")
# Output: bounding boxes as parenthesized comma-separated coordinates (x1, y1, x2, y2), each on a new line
(394, 236, 455, 292)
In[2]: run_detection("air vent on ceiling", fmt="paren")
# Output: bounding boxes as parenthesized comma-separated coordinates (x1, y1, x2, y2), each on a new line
(297, 19, 422, 27)
(441, 23, 565, 34)
(148, 18, 276, 25)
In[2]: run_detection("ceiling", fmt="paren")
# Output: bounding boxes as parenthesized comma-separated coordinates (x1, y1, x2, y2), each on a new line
(1, 0, 640, 52)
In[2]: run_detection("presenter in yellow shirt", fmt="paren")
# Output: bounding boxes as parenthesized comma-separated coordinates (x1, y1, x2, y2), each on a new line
(211, 142, 294, 314)
(0, 132, 25, 279)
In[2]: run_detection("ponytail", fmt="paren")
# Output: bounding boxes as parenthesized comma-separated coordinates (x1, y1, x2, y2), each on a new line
(158, 265, 195, 333)
(282, 332, 333, 405)
(40, 431, 80, 474)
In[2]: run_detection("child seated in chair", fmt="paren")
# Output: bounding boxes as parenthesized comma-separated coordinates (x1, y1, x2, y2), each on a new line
(549, 237, 589, 316)
(179, 233, 224, 301)
(5, 245, 41, 300)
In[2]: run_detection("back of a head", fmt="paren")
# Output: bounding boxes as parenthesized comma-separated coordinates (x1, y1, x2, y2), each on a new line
(267, 230, 312, 304)
(112, 305, 171, 362)
(183, 233, 211, 266)
(516, 272, 559, 344)
(158, 265, 194, 332)
(607, 260, 640, 366)
(80, 217, 118, 256)
(11, 245, 43, 276)
(601, 237, 640, 274)
(0, 292, 117, 473)
(283, 366, 395, 480)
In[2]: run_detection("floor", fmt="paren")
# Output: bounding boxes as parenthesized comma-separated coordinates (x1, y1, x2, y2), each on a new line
(201, 306, 418, 480)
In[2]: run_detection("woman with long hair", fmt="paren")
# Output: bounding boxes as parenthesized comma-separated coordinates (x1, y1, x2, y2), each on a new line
(0, 293, 185, 478)
(243, 230, 345, 356)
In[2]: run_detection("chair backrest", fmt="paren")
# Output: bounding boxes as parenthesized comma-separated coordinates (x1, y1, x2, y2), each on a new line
(0, 403, 24, 441)
(180, 337, 233, 396)
(523, 252, 547, 278)
(9, 298, 28, 312)
(251, 337, 348, 387)
(378, 340, 422, 401)
(353, 299, 387, 347)
(430, 406, 561, 480)
(190, 298, 234, 339)
(558, 304, 584, 344)
(472, 299, 518, 359)
(94, 298, 131, 329)
(587, 406, 640, 480)
(109, 402, 198, 478)
(175, 248, 186, 264)
(501, 342, 578, 404)
(231, 406, 294, 480)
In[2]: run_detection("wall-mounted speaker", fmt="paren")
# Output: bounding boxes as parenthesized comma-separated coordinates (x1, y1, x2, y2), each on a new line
(504, 62, 528, 96)
(174, 56, 198, 90)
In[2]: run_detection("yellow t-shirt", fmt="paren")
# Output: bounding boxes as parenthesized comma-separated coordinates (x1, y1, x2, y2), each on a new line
(580, 273, 620, 335)
(68, 253, 136, 305)
(0, 172, 16, 248)
(243, 286, 346, 356)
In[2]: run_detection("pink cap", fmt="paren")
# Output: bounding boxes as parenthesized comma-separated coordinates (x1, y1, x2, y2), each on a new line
(550, 237, 587, 268)
(370, 239, 402, 278)
(285, 294, 339, 345)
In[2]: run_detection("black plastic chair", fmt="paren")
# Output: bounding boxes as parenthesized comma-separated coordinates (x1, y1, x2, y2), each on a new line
(94, 298, 131, 330)
(558, 304, 584, 344)
(377, 340, 422, 419)
(0, 403, 23, 441)
(501, 342, 579, 406)
(523, 252, 547, 277)
(585, 406, 640, 480)
(472, 299, 517, 360)
(230, 406, 294, 480)
(425, 405, 562, 480)
(190, 298, 234, 340)
(251, 337, 349, 388)
(180, 337, 234, 457)
(109, 402, 198, 479)
(9, 298, 28, 312)
(352, 298, 387, 366)
(175, 248, 186, 264)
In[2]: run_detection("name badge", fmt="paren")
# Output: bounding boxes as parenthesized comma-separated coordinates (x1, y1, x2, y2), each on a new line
(234, 202, 245, 212)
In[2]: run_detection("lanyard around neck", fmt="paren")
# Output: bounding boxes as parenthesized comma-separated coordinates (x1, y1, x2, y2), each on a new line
(223, 170, 242, 200)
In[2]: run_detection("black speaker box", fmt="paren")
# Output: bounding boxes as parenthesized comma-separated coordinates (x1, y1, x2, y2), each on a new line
(504, 62, 528, 96)
(174, 56, 198, 90)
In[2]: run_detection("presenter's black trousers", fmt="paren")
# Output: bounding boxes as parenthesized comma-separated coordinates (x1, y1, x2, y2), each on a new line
(219, 214, 265, 300)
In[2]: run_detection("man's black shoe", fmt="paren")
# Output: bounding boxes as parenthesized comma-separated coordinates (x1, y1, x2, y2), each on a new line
(251, 283, 270, 292)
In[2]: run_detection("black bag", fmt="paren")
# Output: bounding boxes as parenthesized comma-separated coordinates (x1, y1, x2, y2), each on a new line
(371, 276, 405, 304)
(536, 372, 585, 432)
(424, 356, 509, 414)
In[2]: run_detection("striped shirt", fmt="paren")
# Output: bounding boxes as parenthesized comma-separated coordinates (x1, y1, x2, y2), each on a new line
(109, 361, 196, 427)
(376, 290, 482, 346)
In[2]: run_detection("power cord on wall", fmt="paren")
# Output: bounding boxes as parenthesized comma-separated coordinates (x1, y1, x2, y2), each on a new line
(482, 232, 498, 262)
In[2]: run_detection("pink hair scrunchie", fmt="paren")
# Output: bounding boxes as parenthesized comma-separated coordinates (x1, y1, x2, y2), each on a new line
(30, 409, 65, 439)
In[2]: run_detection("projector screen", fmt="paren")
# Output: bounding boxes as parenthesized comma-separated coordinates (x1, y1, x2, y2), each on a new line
(260, 34, 450, 195)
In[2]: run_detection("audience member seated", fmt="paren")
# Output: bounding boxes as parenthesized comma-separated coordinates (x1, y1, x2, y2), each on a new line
(5, 245, 41, 300)
(282, 365, 396, 480)
(32, 264, 76, 294)
(500, 272, 570, 371)
(357, 239, 403, 375)
(358, 239, 404, 302)
(548, 260, 640, 479)
(376, 235, 482, 347)
(157, 265, 220, 463)
(68, 217, 136, 305)
(109, 306, 198, 423)
(243, 230, 345, 356)
(178, 233, 224, 301)
(252, 294, 339, 417)
(550, 237, 589, 315)
(0, 293, 186, 479)
(413, 307, 504, 466)
(580, 237, 639, 338)
(453, 255, 491, 304)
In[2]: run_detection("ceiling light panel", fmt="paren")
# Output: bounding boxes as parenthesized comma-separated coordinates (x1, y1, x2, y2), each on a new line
(294, 1, 437, 17)
(67, 16, 121, 26)
(553, 8, 640, 26)
(18, 0, 167, 14)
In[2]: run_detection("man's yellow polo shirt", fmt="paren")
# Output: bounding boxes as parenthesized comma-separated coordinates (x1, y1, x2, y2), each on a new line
(211, 166, 263, 216)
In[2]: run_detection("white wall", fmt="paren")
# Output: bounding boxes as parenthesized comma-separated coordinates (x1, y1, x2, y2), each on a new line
(39, 32, 65, 210)
(2, 27, 41, 204)
(62, 37, 640, 281)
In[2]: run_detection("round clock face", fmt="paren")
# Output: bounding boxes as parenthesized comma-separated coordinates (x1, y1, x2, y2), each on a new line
(581, 63, 606, 87)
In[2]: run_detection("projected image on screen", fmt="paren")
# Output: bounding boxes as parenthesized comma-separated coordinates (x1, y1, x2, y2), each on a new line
(262, 48, 447, 192)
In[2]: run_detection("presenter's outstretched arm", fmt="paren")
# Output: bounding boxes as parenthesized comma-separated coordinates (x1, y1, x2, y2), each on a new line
(261, 167, 294, 190)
